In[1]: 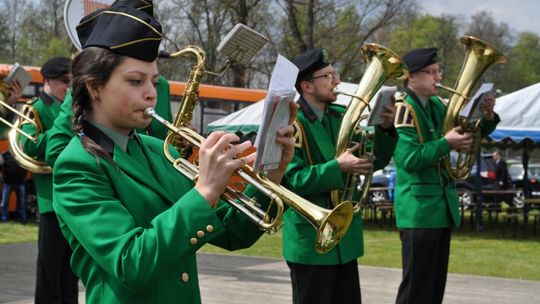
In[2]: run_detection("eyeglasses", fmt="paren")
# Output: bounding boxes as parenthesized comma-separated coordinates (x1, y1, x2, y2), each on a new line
(309, 72, 340, 82)
(55, 76, 72, 85)
(418, 68, 443, 76)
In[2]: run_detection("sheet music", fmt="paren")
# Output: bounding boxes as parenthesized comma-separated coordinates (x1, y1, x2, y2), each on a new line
(367, 86, 397, 126)
(253, 54, 298, 172)
(460, 83, 494, 122)
(217, 23, 269, 66)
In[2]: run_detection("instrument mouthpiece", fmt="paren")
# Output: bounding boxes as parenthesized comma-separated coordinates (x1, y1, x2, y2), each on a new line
(144, 107, 155, 118)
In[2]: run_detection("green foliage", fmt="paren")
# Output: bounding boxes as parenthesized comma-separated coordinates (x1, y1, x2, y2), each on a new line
(504, 32, 540, 91)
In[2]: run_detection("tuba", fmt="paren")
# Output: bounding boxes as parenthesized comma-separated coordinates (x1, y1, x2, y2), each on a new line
(437, 36, 507, 180)
(331, 44, 408, 211)
(150, 45, 354, 253)
(0, 72, 52, 173)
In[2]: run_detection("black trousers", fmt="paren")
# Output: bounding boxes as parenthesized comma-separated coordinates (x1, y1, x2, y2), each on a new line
(287, 260, 361, 304)
(395, 228, 451, 304)
(35, 212, 79, 304)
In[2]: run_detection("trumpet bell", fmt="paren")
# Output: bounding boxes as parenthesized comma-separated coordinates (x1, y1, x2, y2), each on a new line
(316, 201, 354, 254)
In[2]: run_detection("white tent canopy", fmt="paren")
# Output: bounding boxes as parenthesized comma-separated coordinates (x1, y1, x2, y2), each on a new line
(490, 82, 540, 143)
(207, 82, 386, 134)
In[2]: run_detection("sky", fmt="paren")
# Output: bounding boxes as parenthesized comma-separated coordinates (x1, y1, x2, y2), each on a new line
(416, 0, 540, 36)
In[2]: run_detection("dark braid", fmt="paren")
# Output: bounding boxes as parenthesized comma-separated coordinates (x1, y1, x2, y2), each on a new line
(71, 47, 127, 161)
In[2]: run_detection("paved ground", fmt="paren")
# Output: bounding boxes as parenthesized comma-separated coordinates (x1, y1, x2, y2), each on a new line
(1, 242, 539, 303)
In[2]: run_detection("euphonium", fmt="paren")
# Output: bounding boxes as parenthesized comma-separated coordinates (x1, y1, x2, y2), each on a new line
(331, 44, 408, 211)
(0, 73, 52, 173)
(437, 36, 507, 180)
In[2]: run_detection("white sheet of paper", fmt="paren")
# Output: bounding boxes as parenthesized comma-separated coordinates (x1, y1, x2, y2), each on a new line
(268, 54, 299, 92)
(253, 54, 298, 172)
(460, 83, 494, 121)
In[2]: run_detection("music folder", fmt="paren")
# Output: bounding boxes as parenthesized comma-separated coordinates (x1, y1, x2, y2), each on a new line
(253, 54, 298, 172)
(367, 86, 397, 126)
(460, 83, 495, 122)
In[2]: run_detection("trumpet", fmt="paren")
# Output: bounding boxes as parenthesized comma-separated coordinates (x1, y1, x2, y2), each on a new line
(145, 108, 354, 254)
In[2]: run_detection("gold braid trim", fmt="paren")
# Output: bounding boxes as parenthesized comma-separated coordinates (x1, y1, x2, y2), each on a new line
(293, 119, 313, 165)
(394, 97, 424, 144)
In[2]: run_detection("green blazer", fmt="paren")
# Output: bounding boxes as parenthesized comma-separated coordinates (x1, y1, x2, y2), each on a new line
(45, 76, 172, 167)
(20, 92, 61, 214)
(282, 97, 396, 265)
(393, 90, 500, 228)
(53, 122, 269, 304)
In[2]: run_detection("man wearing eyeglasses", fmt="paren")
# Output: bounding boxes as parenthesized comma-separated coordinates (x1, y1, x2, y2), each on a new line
(19, 56, 79, 303)
(393, 47, 499, 304)
(282, 48, 397, 304)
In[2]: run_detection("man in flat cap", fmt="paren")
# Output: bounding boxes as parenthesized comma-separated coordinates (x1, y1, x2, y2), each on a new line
(282, 48, 397, 304)
(16, 56, 79, 303)
(393, 47, 500, 304)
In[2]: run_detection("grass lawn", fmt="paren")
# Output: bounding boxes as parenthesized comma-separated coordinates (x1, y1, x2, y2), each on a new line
(200, 219, 540, 281)
(2, 214, 539, 281)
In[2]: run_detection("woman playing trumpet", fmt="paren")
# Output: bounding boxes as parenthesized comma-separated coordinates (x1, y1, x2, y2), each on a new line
(52, 5, 296, 304)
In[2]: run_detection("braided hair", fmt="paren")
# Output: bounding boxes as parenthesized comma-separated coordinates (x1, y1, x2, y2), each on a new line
(71, 47, 127, 160)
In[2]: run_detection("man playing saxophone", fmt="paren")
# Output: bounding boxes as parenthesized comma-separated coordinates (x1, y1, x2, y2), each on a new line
(393, 47, 500, 304)
(283, 48, 397, 304)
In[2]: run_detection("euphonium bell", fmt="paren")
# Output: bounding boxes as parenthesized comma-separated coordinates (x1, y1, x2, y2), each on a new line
(438, 36, 507, 180)
(145, 108, 354, 254)
(331, 44, 408, 212)
(0, 74, 52, 173)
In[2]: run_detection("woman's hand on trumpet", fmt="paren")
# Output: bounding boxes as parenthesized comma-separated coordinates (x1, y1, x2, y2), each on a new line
(195, 131, 253, 207)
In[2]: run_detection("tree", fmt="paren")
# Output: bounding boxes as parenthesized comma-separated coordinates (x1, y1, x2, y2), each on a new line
(504, 32, 540, 91)
(280, 0, 409, 82)
(386, 14, 462, 87)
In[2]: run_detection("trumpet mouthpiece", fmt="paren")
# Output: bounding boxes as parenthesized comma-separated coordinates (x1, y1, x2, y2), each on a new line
(434, 82, 442, 88)
(144, 107, 155, 118)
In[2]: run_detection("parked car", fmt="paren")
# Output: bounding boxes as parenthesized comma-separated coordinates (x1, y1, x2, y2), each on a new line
(507, 162, 540, 208)
(369, 153, 504, 208)
(370, 164, 394, 202)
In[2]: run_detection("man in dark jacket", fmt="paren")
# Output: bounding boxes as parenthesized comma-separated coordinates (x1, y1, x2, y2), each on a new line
(0, 150, 28, 223)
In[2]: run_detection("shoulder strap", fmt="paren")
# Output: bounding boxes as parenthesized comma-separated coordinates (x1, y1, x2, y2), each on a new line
(293, 119, 313, 165)
(394, 94, 424, 144)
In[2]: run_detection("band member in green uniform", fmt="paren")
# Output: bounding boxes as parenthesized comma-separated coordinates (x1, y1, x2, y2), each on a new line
(393, 47, 500, 304)
(45, 0, 173, 167)
(52, 5, 296, 304)
(17, 56, 79, 303)
(283, 48, 397, 304)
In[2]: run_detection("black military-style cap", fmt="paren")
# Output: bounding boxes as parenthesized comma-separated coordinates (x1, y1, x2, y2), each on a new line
(113, 0, 154, 16)
(402, 47, 438, 73)
(41, 57, 71, 79)
(76, 5, 162, 62)
(292, 48, 330, 86)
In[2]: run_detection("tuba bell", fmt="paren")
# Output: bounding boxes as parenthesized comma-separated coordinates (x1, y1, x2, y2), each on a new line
(0, 72, 52, 173)
(331, 44, 408, 211)
(437, 36, 507, 180)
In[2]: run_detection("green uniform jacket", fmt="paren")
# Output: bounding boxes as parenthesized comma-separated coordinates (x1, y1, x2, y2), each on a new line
(45, 76, 172, 167)
(393, 90, 500, 228)
(283, 97, 396, 265)
(20, 92, 60, 214)
(53, 122, 269, 304)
